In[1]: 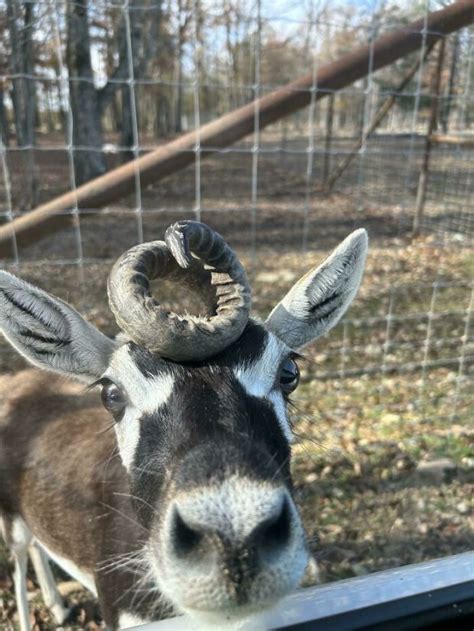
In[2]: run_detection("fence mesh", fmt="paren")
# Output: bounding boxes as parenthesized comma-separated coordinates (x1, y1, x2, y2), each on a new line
(0, 0, 473, 594)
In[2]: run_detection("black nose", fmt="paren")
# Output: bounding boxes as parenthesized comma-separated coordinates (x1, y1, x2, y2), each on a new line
(250, 495, 292, 558)
(170, 493, 292, 562)
(171, 507, 204, 558)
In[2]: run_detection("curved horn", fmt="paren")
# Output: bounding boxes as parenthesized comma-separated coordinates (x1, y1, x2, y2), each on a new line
(107, 221, 251, 361)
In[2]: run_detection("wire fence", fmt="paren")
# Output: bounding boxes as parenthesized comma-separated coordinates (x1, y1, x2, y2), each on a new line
(1, 0, 472, 380)
(0, 0, 473, 585)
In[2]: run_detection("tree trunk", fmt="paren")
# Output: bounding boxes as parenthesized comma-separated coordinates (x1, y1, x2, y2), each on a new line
(7, 0, 24, 145)
(45, 86, 56, 133)
(0, 85, 9, 147)
(120, 86, 135, 161)
(440, 33, 459, 133)
(7, 1, 36, 147)
(53, 64, 66, 135)
(105, 29, 120, 135)
(97, 0, 161, 160)
(175, 0, 184, 133)
(23, 2, 36, 140)
(66, 0, 106, 185)
(6, 0, 38, 207)
(175, 53, 183, 133)
(413, 39, 445, 237)
(322, 94, 334, 187)
(195, 4, 208, 117)
(118, 2, 142, 162)
(223, 0, 236, 110)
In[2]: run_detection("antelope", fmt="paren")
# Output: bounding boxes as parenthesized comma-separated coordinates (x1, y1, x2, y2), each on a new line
(0, 221, 368, 630)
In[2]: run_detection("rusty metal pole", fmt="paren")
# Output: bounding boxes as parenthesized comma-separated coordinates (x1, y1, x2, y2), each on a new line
(413, 38, 446, 237)
(0, 0, 473, 258)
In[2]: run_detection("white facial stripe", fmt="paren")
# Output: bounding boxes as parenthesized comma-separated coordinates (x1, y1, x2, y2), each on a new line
(233, 333, 287, 397)
(106, 345, 175, 411)
(114, 408, 140, 471)
(233, 333, 292, 440)
(106, 345, 175, 471)
(268, 390, 292, 441)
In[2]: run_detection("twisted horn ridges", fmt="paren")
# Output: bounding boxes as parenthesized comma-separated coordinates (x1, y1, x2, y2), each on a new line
(107, 221, 251, 361)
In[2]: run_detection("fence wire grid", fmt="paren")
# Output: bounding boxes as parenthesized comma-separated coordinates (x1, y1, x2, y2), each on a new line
(0, 0, 473, 596)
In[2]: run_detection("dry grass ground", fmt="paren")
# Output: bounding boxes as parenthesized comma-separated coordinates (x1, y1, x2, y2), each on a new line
(0, 143, 472, 628)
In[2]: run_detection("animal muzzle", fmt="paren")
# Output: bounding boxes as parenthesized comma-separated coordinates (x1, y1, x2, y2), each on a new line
(149, 477, 308, 621)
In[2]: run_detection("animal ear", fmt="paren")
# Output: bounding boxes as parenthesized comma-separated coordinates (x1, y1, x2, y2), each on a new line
(265, 229, 368, 349)
(0, 271, 115, 381)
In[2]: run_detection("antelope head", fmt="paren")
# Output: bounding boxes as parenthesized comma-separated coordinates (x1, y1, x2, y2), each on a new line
(0, 221, 367, 625)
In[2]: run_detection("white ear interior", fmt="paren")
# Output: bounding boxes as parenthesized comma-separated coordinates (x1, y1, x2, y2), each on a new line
(0, 271, 115, 381)
(265, 229, 368, 349)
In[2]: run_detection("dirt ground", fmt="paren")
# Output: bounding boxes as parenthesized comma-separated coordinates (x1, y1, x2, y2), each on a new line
(0, 141, 473, 628)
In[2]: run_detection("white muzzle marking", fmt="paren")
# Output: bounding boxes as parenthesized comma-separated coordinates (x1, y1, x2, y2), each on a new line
(148, 476, 308, 623)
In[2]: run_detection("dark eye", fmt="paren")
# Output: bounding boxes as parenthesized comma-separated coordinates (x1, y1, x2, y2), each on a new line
(101, 381, 127, 417)
(279, 358, 300, 395)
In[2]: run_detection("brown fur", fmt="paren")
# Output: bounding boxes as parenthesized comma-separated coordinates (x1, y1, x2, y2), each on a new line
(0, 369, 165, 627)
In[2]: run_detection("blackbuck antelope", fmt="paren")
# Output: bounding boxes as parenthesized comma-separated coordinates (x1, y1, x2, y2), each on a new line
(0, 221, 367, 630)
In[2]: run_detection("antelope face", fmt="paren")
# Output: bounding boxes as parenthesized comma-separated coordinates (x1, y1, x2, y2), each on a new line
(0, 221, 367, 625)
(101, 322, 307, 621)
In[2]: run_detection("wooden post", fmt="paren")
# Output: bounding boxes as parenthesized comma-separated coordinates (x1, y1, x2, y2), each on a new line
(412, 38, 446, 237)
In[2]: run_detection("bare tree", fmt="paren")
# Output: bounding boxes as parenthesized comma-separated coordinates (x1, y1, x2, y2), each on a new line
(0, 12, 9, 148)
(6, 0, 37, 206)
(0, 12, 10, 147)
(0, 83, 9, 147)
(97, 0, 163, 161)
(173, 0, 192, 133)
(440, 33, 459, 133)
(66, 0, 106, 185)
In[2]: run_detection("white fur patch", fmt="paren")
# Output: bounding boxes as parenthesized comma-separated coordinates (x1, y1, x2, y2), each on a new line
(107, 345, 175, 412)
(233, 333, 292, 440)
(119, 612, 151, 629)
(38, 541, 97, 596)
(106, 345, 175, 470)
(10, 518, 33, 553)
(267, 390, 291, 441)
